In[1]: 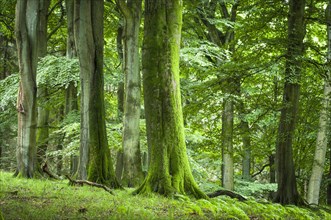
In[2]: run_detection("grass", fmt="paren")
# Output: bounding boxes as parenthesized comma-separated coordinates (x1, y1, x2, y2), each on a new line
(0, 171, 330, 220)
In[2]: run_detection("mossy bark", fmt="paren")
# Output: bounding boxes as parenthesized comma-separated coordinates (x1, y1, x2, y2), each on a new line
(118, 0, 144, 187)
(78, 0, 120, 187)
(15, 0, 40, 178)
(135, 0, 207, 199)
(274, 0, 305, 205)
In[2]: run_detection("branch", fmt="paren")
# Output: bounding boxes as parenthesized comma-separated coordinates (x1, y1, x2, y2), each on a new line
(65, 175, 114, 195)
(251, 163, 271, 178)
(42, 163, 60, 179)
(47, 0, 63, 18)
(207, 189, 247, 201)
(116, 0, 131, 19)
(47, 1, 65, 41)
(220, 2, 230, 19)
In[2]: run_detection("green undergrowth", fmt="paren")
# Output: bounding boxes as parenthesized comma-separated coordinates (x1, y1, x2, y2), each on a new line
(0, 171, 330, 220)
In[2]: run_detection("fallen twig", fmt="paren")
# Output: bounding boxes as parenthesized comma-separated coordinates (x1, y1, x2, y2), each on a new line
(65, 175, 114, 195)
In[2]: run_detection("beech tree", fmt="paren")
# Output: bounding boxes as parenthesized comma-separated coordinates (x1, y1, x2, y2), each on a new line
(134, 0, 207, 198)
(195, 0, 239, 190)
(65, 0, 79, 175)
(274, 0, 305, 205)
(117, 0, 144, 187)
(307, 1, 331, 205)
(77, 0, 119, 187)
(14, 0, 40, 178)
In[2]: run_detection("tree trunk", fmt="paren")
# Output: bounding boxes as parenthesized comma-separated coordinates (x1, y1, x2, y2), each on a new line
(241, 119, 251, 181)
(269, 154, 276, 183)
(14, 0, 40, 178)
(274, 0, 305, 205)
(115, 21, 124, 178)
(222, 97, 234, 190)
(118, 0, 144, 187)
(115, 150, 124, 180)
(307, 2, 331, 205)
(328, 145, 331, 205)
(196, 0, 238, 191)
(134, 0, 207, 199)
(307, 82, 331, 204)
(77, 0, 119, 187)
(36, 0, 51, 170)
(65, 0, 79, 175)
(116, 22, 124, 120)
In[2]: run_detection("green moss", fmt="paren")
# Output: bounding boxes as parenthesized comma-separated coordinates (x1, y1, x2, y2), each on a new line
(1, 171, 331, 220)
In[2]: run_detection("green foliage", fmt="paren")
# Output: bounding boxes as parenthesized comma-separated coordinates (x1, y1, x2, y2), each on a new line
(47, 110, 80, 161)
(0, 73, 18, 111)
(235, 179, 277, 199)
(0, 74, 18, 170)
(37, 55, 80, 89)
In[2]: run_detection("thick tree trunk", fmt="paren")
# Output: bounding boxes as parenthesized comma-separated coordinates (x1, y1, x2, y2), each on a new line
(274, 0, 305, 205)
(65, 0, 79, 175)
(134, 0, 207, 199)
(307, 3, 331, 205)
(15, 0, 40, 178)
(118, 0, 144, 187)
(77, 0, 119, 187)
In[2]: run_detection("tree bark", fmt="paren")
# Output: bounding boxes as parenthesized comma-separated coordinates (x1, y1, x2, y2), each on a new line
(117, 0, 144, 187)
(307, 2, 331, 205)
(274, 0, 305, 205)
(36, 0, 51, 170)
(241, 120, 251, 181)
(65, 0, 79, 175)
(222, 96, 234, 190)
(77, 0, 120, 187)
(14, 0, 40, 178)
(134, 0, 207, 199)
(328, 145, 331, 205)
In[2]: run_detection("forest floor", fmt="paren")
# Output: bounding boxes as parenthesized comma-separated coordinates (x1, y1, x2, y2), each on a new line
(0, 171, 330, 220)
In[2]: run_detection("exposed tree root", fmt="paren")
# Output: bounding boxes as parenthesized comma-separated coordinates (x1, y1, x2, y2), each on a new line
(207, 189, 247, 201)
(65, 175, 114, 195)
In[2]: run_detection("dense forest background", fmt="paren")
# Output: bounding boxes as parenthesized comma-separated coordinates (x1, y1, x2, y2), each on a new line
(1, 0, 331, 212)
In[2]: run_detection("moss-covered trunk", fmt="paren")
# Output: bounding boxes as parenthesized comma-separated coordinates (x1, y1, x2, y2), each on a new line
(118, 0, 144, 187)
(274, 0, 305, 205)
(77, 0, 119, 187)
(15, 0, 40, 178)
(135, 0, 207, 199)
